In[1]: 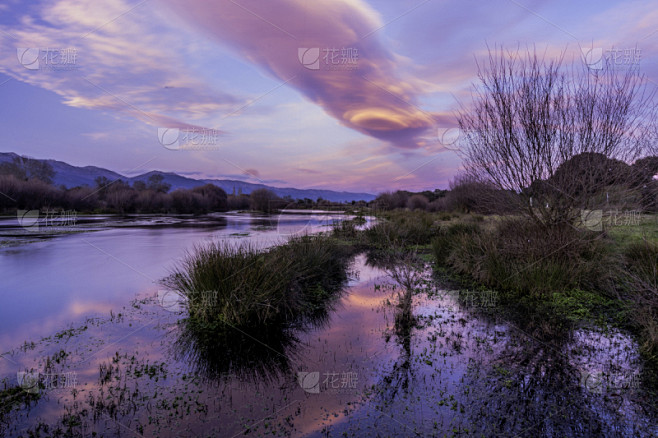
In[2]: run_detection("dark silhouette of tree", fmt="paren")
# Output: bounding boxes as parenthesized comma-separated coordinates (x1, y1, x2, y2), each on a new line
(0, 159, 26, 180)
(373, 191, 409, 211)
(146, 174, 171, 193)
(250, 188, 279, 213)
(632, 156, 658, 185)
(406, 194, 429, 211)
(191, 184, 228, 212)
(0, 156, 55, 185)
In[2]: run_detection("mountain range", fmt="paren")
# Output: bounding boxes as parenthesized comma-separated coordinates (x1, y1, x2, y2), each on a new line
(0, 152, 376, 202)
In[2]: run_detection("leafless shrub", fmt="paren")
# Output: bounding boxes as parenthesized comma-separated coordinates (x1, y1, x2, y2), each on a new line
(458, 46, 658, 227)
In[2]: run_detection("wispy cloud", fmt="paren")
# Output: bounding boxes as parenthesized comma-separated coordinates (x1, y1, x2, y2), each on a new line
(0, 0, 237, 131)
(160, 0, 441, 148)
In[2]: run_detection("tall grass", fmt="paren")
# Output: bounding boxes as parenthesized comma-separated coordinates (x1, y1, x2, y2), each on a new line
(162, 235, 352, 328)
(624, 239, 658, 356)
(431, 222, 481, 265)
(364, 211, 436, 247)
(433, 218, 613, 299)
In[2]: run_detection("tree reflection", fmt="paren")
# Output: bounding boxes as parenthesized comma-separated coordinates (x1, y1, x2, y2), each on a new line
(368, 249, 426, 401)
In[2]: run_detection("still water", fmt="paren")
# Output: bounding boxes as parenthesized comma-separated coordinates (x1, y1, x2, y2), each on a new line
(0, 212, 655, 437)
(0, 211, 350, 353)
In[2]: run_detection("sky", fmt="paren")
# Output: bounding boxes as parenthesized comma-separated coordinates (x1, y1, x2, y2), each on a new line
(0, 0, 657, 194)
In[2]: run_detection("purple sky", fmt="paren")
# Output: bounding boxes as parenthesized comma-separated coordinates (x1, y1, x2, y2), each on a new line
(0, 0, 657, 193)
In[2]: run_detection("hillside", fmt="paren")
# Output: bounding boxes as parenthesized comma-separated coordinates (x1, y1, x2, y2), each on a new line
(0, 152, 376, 202)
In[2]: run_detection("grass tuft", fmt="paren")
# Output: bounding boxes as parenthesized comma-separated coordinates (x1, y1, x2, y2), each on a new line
(162, 235, 353, 329)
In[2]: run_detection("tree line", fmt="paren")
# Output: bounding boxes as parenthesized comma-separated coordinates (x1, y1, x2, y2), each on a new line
(0, 156, 363, 214)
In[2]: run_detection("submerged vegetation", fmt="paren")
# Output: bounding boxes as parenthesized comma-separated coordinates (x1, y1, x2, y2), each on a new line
(2, 209, 657, 436)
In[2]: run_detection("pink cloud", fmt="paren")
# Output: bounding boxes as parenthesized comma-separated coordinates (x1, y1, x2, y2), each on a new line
(160, 0, 443, 148)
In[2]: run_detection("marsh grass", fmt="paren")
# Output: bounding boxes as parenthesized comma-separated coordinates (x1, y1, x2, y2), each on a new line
(162, 235, 353, 329)
(431, 222, 481, 265)
(174, 317, 302, 382)
(434, 218, 614, 299)
(363, 211, 439, 250)
(623, 239, 658, 358)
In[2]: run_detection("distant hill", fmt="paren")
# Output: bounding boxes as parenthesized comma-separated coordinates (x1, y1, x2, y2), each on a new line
(0, 152, 376, 202)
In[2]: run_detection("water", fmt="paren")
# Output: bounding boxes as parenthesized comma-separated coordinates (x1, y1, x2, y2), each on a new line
(0, 211, 353, 353)
(0, 213, 655, 437)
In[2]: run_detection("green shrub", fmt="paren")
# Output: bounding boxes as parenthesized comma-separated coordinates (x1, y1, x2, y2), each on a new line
(365, 211, 436, 246)
(332, 218, 358, 239)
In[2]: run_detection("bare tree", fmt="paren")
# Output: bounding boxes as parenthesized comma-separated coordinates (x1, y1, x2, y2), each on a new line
(457, 46, 657, 227)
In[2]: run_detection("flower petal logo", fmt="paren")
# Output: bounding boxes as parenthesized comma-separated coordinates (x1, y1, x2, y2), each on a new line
(156, 289, 185, 312)
(444, 289, 461, 311)
(17, 48, 40, 70)
(580, 370, 604, 395)
(157, 128, 181, 150)
(17, 372, 40, 394)
(439, 127, 462, 151)
(582, 47, 603, 71)
(297, 371, 320, 393)
(298, 48, 320, 70)
(581, 209, 603, 231)
(17, 210, 40, 231)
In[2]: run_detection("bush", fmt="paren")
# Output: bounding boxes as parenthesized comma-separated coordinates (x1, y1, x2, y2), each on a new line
(64, 186, 98, 211)
(332, 218, 358, 239)
(0, 174, 63, 211)
(373, 191, 409, 210)
(250, 188, 279, 213)
(191, 184, 228, 212)
(365, 212, 435, 247)
(227, 194, 250, 211)
(407, 194, 429, 211)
